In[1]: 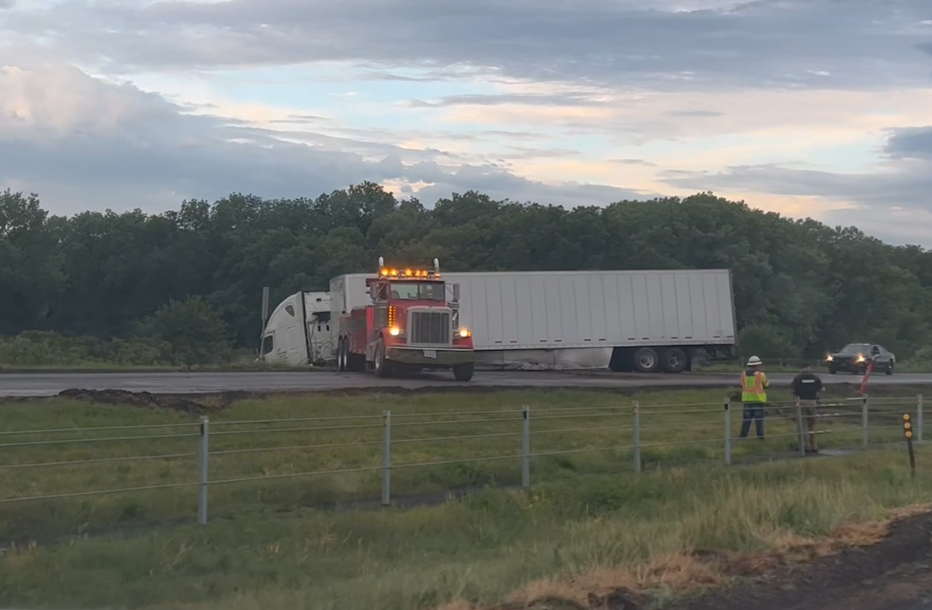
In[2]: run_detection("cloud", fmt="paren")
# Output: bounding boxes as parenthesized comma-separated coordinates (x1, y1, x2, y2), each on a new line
(0, 62, 646, 214)
(0, 0, 15, 9)
(10, 0, 932, 90)
(885, 126, 932, 160)
(658, 150, 932, 215)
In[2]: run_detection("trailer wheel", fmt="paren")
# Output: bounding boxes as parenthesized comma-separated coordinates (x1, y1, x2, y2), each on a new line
(453, 362, 474, 382)
(634, 347, 660, 373)
(661, 348, 687, 374)
(374, 337, 391, 377)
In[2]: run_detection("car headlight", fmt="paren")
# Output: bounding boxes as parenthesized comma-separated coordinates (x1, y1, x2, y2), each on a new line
(825, 354, 833, 362)
(856, 354, 865, 362)
(459, 328, 471, 338)
(389, 327, 400, 336)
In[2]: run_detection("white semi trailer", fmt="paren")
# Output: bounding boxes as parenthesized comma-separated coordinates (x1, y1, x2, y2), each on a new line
(320, 269, 737, 373)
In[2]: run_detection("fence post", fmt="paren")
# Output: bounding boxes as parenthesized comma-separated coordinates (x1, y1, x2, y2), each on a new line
(724, 397, 732, 465)
(198, 417, 209, 526)
(521, 406, 530, 487)
(795, 399, 806, 457)
(633, 401, 641, 473)
(918, 394, 924, 443)
(862, 395, 869, 448)
(382, 410, 391, 506)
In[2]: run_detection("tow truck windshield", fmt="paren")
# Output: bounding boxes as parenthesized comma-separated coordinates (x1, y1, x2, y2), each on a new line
(389, 282, 445, 301)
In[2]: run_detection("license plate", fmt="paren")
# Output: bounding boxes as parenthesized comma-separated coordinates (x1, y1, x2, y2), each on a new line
(424, 350, 437, 359)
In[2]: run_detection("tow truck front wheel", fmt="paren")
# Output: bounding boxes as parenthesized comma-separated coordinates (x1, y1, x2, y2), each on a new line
(453, 362, 474, 382)
(374, 337, 391, 377)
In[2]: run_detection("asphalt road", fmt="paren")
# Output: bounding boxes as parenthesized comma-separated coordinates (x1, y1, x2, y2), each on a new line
(2, 370, 932, 397)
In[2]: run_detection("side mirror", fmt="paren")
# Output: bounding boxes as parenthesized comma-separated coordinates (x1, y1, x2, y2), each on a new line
(452, 283, 460, 302)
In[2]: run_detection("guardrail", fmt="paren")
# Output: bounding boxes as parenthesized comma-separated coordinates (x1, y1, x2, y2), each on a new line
(0, 393, 924, 526)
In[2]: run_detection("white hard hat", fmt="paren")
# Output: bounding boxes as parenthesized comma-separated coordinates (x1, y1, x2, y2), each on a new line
(747, 355, 762, 366)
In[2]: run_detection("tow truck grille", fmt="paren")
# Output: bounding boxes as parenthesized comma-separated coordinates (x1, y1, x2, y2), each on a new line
(410, 311, 450, 344)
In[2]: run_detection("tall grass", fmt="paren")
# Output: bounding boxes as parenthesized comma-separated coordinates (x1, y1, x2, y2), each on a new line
(0, 449, 929, 610)
(0, 388, 922, 542)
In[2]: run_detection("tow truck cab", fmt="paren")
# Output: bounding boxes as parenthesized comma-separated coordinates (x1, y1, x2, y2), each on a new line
(336, 258, 476, 381)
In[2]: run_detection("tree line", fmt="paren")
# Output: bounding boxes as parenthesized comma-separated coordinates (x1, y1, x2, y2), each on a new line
(1, 183, 931, 366)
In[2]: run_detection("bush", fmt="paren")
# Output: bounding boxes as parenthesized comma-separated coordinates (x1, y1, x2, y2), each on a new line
(0, 331, 173, 367)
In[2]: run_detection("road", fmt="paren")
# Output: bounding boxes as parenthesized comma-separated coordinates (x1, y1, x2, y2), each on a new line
(2, 370, 932, 397)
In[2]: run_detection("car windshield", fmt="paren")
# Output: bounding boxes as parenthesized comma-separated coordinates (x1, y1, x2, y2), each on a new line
(838, 343, 871, 355)
(388, 282, 445, 301)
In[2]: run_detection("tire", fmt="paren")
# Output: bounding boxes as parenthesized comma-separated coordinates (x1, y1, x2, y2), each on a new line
(374, 337, 391, 377)
(661, 348, 687, 374)
(453, 362, 474, 382)
(634, 347, 660, 373)
(828, 367, 837, 375)
(886, 362, 894, 376)
(348, 351, 366, 372)
(337, 338, 346, 372)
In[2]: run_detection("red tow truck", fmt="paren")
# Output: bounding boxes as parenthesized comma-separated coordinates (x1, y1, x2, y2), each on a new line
(334, 258, 476, 381)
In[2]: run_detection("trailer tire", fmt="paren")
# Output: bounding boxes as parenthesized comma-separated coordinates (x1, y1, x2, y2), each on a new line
(634, 347, 660, 373)
(453, 362, 474, 382)
(374, 337, 391, 377)
(661, 348, 687, 374)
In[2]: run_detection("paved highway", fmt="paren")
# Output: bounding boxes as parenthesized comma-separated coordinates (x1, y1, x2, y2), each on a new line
(2, 370, 932, 397)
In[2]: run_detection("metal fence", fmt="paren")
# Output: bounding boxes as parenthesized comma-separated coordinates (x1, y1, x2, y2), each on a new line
(0, 393, 924, 526)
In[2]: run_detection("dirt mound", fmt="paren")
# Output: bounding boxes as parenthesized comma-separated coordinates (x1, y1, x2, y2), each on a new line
(55, 388, 247, 415)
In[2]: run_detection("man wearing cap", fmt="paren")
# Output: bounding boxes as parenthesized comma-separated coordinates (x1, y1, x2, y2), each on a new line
(791, 365, 825, 454)
(740, 355, 769, 439)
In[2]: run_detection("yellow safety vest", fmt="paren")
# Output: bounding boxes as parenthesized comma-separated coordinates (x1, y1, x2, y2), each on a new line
(741, 370, 768, 403)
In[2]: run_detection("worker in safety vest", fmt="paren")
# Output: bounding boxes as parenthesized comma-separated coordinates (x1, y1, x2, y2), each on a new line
(740, 355, 769, 439)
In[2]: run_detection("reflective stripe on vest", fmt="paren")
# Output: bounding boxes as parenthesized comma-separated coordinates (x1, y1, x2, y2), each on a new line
(741, 371, 767, 402)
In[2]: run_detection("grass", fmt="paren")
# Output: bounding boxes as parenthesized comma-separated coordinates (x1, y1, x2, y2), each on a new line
(1, 449, 931, 610)
(0, 387, 928, 609)
(0, 387, 924, 542)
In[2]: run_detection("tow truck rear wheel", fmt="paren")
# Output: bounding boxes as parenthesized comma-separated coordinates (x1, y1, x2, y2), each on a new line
(339, 338, 349, 372)
(453, 362, 474, 382)
(374, 337, 391, 377)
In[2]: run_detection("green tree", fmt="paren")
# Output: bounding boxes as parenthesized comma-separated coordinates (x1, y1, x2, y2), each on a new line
(137, 297, 231, 366)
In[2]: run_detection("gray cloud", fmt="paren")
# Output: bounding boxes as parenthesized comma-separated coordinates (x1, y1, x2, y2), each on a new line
(8, 0, 932, 90)
(885, 126, 932, 160)
(0, 0, 15, 9)
(0, 63, 646, 215)
(658, 154, 932, 214)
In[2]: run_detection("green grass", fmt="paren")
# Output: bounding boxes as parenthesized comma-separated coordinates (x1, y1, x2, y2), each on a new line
(1, 448, 931, 610)
(0, 387, 923, 541)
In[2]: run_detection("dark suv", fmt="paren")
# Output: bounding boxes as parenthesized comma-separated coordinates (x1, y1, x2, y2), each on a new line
(826, 343, 895, 375)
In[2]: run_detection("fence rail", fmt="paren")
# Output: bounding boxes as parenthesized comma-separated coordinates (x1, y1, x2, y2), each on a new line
(0, 394, 924, 525)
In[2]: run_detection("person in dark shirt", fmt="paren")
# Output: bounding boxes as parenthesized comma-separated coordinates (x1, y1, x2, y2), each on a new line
(791, 365, 825, 454)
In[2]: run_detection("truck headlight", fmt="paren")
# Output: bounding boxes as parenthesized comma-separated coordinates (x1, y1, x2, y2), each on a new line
(389, 327, 400, 336)
(459, 328, 470, 338)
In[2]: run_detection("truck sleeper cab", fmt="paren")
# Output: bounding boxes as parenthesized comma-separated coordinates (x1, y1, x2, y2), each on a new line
(336, 259, 476, 381)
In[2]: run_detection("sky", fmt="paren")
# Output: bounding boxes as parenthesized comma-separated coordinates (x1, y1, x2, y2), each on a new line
(1, 0, 932, 247)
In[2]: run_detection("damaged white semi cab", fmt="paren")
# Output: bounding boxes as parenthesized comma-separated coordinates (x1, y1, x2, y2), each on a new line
(258, 291, 333, 366)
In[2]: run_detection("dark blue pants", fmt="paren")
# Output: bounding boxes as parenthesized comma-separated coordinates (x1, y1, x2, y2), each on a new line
(740, 403, 765, 438)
